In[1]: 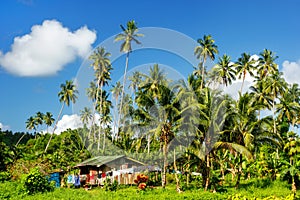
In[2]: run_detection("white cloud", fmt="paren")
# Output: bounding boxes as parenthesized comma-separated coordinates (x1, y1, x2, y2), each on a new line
(0, 19, 96, 76)
(0, 122, 10, 131)
(45, 113, 101, 134)
(51, 114, 83, 134)
(282, 60, 300, 85)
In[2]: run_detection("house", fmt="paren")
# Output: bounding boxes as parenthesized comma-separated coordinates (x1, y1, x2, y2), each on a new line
(75, 155, 145, 185)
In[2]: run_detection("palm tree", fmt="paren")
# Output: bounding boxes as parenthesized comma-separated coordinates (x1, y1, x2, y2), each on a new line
(258, 49, 278, 79)
(80, 107, 92, 127)
(44, 80, 78, 153)
(43, 112, 55, 133)
(89, 47, 112, 151)
(129, 71, 143, 104)
(135, 84, 176, 188)
(235, 53, 256, 93)
(209, 54, 236, 87)
(250, 79, 272, 119)
(227, 92, 257, 188)
(96, 90, 112, 151)
(95, 90, 112, 147)
(276, 88, 300, 134)
(194, 34, 219, 89)
(34, 111, 44, 132)
(16, 116, 38, 146)
(141, 64, 168, 99)
(25, 116, 38, 132)
(264, 72, 287, 136)
(114, 20, 143, 138)
(282, 136, 300, 193)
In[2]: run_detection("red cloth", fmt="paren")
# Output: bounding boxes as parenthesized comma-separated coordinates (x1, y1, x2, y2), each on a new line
(86, 174, 90, 183)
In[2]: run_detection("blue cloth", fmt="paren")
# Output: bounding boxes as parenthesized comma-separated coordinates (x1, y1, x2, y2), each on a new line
(74, 175, 80, 186)
(67, 175, 73, 184)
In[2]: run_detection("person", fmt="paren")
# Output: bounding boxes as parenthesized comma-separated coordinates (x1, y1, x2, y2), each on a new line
(74, 174, 81, 188)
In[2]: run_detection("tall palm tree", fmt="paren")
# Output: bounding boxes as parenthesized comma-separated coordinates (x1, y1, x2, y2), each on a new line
(209, 54, 236, 87)
(136, 84, 180, 188)
(44, 80, 78, 153)
(235, 53, 256, 94)
(43, 112, 55, 133)
(230, 92, 257, 188)
(89, 47, 112, 151)
(94, 90, 112, 149)
(258, 49, 278, 79)
(194, 34, 219, 89)
(114, 20, 143, 138)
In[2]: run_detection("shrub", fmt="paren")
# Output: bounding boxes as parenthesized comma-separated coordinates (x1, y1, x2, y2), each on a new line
(104, 177, 118, 192)
(20, 167, 54, 195)
(0, 171, 11, 182)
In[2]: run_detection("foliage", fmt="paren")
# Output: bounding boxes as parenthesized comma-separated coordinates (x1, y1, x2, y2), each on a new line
(0, 171, 11, 182)
(103, 178, 118, 192)
(19, 167, 54, 195)
(2, 27, 300, 198)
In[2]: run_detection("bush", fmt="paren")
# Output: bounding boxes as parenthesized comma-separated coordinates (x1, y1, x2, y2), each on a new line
(0, 171, 11, 182)
(20, 167, 54, 195)
(104, 177, 118, 192)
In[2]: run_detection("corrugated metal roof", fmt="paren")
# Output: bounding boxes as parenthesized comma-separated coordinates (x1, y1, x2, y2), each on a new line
(76, 155, 125, 167)
(76, 155, 145, 167)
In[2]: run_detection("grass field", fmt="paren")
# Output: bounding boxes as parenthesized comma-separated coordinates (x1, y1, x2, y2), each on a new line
(0, 179, 299, 200)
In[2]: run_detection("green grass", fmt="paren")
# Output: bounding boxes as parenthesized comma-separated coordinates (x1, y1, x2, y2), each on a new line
(0, 179, 299, 200)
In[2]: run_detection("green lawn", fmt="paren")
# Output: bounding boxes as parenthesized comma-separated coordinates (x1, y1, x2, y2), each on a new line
(0, 179, 299, 200)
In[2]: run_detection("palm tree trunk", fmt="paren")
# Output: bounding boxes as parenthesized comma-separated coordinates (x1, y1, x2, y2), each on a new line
(235, 154, 243, 189)
(98, 81, 103, 151)
(116, 52, 130, 141)
(16, 134, 26, 146)
(200, 57, 206, 90)
(112, 97, 118, 141)
(292, 176, 297, 194)
(240, 71, 246, 94)
(147, 134, 151, 154)
(204, 154, 210, 191)
(44, 103, 65, 153)
(103, 129, 106, 152)
(272, 94, 276, 135)
(162, 141, 167, 188)
(187, 154, 190, 187)
(173, 149, 181, 192)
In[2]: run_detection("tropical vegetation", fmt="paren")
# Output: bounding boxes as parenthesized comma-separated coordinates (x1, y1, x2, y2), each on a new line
(1, 20, 300, 199)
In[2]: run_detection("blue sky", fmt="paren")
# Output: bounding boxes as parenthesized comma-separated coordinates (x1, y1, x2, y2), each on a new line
(0, 0, 300, 132)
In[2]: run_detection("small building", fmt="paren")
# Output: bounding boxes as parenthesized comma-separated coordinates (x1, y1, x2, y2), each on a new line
(75, 155, 145, 185)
